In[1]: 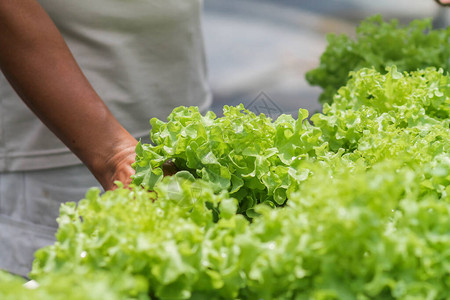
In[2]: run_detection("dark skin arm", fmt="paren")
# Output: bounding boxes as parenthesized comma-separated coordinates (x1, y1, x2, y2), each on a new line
(0, 0, 137, 190)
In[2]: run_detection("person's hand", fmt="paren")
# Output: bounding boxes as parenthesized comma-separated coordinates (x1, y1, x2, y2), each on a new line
(97, 142, 179, 191)
(98, 140, 138, 191)
(435, 0, 450, 6)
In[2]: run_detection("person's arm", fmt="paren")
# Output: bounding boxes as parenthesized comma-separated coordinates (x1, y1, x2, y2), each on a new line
(435, 0, 450, 6)
(0, 0, 137, 190)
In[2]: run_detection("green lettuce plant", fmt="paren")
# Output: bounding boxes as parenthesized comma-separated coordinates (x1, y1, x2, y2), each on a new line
(306, 15, 450, 104)
(28, 67, 450, 299)
(132, 105, 322, 215)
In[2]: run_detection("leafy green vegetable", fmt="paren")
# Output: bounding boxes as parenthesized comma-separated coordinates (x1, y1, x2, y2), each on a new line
(313, 67, 449, 154)
(306, 15, 450, 104)
(0, 269, 145, 300)
(132, 105, 322, 215)
(31, 176, 243, 299)
(132, 66, 449, 218)
(29, 66, 450, 299)
(30, 158, 450, 299)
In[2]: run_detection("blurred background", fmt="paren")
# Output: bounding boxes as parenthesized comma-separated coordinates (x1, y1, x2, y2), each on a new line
(203, 0, 449, 118)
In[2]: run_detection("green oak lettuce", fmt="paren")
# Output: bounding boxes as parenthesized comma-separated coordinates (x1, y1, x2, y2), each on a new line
(29, 67, 450, 299)
(30, 158, 450, 299)
(132, 67, 449, 217)
(132, 105, 322, 215)
(306, 15, 450, 104)
(31, 175, 243, 300)
(0, 269, 145, 300)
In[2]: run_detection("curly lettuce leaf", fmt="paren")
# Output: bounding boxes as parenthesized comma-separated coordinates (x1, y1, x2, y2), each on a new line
(306, 15, 450, 104)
